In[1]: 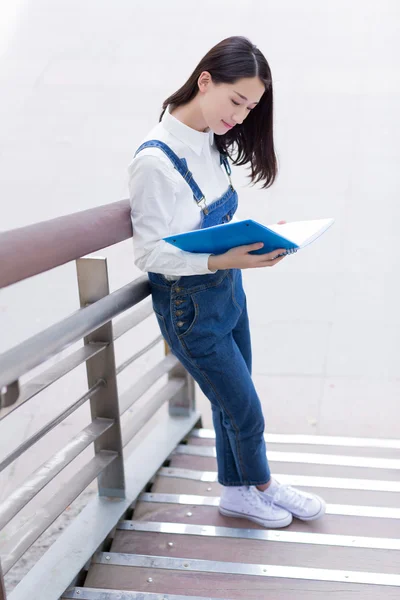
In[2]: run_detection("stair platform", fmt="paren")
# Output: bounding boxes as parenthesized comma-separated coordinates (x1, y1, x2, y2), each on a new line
(63, 429, 400, 600)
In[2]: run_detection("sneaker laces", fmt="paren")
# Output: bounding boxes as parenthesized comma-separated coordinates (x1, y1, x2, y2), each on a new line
(272, 484, 310, 512)
(240, 486, 271, 510)
(241, 486, 286, 515)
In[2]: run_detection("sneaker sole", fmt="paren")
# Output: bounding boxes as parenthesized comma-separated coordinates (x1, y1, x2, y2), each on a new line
(219, 506, 293, 529)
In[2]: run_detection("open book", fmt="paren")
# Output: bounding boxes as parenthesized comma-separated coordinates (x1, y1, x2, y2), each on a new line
(163, 218, 335, 256)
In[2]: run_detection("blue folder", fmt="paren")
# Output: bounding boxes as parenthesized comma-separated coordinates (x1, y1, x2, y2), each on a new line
(163, 219, 299, 256)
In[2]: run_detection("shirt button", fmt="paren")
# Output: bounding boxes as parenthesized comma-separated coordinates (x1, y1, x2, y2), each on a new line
(176, 310, 183, 316)
(175, 287, 182, 293)
(177, 321, 184, 327)
(174, 300, 181, 306)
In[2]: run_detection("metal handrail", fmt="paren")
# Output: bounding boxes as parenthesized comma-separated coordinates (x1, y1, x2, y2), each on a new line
(115, 334, 163, 375)
(1, 450, 118, 574)
(0, 299, 154, 419)
(0, 418, 114, 530)
(119, 353, 179, 415)
(0, 205, 197, 599)
(0, 343, 107, 420)
(113, 299, 154, 340)
(121, 378, 186, 447)
(0, 275, 149, 393)
(0, 199, 131, 289)
(0, 379, 105, 473)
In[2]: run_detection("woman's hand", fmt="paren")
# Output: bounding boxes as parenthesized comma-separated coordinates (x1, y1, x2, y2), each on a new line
(208, 243, 286, 271)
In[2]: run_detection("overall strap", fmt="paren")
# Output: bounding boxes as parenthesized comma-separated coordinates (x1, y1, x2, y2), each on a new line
(134, 140, 208, 214)
(220, 154, 233, 188)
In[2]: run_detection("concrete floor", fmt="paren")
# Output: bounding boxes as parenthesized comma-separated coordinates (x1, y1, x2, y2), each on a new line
(0, 0, 399, 592)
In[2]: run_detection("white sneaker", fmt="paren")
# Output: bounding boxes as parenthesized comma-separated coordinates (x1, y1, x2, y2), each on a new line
(219, 485, 293, 528)
(258, 478, 326, 521)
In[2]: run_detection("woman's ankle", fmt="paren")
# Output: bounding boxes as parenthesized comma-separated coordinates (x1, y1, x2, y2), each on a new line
(256, 479, 272, 492)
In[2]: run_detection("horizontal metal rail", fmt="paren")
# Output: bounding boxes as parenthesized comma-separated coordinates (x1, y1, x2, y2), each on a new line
(92, 552, 400, 588)
(0, 199, 131, 289)
(118, 519, 400, 551)
(1, 300, 156, 419)
(119, 354, 179, 415)
(122, 378, 186, 447)
(0, 343, 107, 421)
(8, 412, 201, 600)
(0, 379, 104, 473)
(0, 275, 150, 394)
(0, 418, 114, 530)
(63, 590, 226, 600)
(116, 335, 163, 375)
(0, 450, 118, 574)
(113, 300, 154, 340)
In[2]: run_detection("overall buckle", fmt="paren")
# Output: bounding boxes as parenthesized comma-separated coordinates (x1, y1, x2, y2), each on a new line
(197, 196, 209, 215)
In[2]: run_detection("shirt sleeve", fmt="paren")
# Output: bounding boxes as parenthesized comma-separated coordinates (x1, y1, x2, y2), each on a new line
(128, 154, 217, 276)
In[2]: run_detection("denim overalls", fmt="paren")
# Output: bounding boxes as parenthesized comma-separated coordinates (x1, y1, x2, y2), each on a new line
(134, 140, 271, 486)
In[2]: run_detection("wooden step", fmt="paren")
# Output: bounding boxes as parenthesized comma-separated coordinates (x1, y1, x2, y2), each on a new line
(187, 428, 400, 458)
(131, 496, 400, 538)
(174, 442, 400, 471)
(168, 453, 400, 481)
(77, 428, 400, 600)
(151, 472, 400, 507)
(111, 522, 400, 573)
(188, 435, 400, 459)
(83, 552, 400, 599)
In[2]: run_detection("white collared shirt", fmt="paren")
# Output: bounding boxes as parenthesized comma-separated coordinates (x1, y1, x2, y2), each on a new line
(127, 106, 233, 277)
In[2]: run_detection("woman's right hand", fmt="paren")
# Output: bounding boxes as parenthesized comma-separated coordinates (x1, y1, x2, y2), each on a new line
(208, 243, 287, 271)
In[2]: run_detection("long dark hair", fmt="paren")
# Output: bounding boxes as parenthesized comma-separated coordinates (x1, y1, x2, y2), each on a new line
(160, 36, 277, 189)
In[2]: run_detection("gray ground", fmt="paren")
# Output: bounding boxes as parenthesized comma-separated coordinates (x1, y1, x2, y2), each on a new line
(1, 0, 399, 594)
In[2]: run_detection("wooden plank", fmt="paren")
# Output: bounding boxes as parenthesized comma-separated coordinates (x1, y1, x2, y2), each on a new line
(152, 476, 221, 496)
(111, 530, 400, 574)
(84, 564, 400, 599)
(186, 437, 400, 459)
(168, 455, 400, 481)
(132, 502, 400, 538)
(151, 475, 400, 508)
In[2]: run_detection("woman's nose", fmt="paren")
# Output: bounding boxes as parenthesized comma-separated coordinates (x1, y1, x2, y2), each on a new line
(232, 108, 247, 125)
(232, 114, 243, 125)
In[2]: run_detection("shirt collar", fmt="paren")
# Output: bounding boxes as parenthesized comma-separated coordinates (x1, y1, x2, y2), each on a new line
(161, 105, 214, 156)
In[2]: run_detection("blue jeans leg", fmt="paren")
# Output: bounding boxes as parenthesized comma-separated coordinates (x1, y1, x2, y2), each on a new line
(232, 296, 252, 374)
(175, 329, 271, 487)
(149, 270, 270, 487)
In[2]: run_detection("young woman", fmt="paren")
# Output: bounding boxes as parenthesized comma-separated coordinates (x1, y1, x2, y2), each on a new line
(128, 36, 326, 528)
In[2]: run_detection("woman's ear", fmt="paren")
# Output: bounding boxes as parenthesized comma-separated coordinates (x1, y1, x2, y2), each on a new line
(197, 71, 212, 93)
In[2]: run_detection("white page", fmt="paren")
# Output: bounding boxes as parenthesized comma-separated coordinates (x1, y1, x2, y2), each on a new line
(267, 218, 335, 248)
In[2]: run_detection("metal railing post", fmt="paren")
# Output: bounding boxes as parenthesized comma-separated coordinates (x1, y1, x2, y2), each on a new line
(76, 257, 125, 498)
(0, 559, 6, 600)
(164, 341, 196, 417)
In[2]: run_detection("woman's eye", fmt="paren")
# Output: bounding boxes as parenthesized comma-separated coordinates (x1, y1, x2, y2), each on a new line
(231, 99, 252, 111)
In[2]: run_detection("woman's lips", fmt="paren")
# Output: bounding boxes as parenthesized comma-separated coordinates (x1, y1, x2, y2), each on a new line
(222, 120, 233, 129)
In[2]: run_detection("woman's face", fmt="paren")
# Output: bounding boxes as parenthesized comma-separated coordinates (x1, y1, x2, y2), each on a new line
(198, 74, 265, 135)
